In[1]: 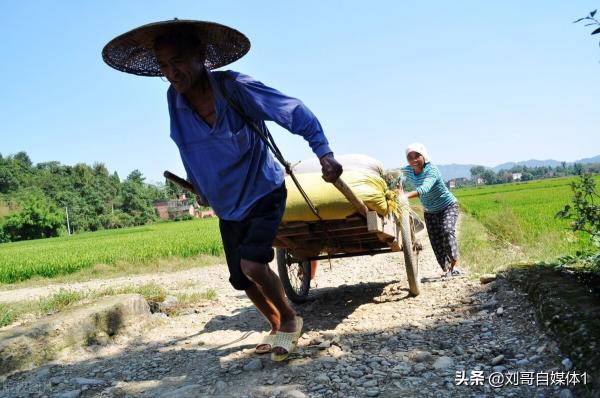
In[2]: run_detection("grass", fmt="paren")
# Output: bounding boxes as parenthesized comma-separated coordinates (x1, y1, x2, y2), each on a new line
(0, 283, 218, 328)
(0, 218, 223, 284)
(457, 213, 524, 275)
(176, 289, 217, 303)
(0, 254, 224, 291)
(453, 176, 600, 275)
(97, 282, 169, 302)
(38, 290, 84, 314)
(0, 302, 16, 327)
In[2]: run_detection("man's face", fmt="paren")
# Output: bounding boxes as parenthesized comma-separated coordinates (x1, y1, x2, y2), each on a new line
(155, 42, 204, 94)
(407, 151, 425, 173)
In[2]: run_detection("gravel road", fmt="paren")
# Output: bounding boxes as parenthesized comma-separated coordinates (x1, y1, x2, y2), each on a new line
(1, 231, 578, 398)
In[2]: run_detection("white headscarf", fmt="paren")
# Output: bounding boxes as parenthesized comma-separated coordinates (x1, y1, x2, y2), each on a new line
(405, 142, 431, 163)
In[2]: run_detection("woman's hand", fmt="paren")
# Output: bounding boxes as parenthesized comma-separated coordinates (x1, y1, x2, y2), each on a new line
(398, 192, 409, 204)
(405, 191, 420, 199)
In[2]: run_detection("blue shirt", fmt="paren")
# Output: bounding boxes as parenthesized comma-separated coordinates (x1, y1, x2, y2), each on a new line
(403, 163, 457, 213)
(168, 70, 332, 221)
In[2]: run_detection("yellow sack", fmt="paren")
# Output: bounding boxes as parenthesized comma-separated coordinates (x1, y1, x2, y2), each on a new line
(282, 170, 399, 222)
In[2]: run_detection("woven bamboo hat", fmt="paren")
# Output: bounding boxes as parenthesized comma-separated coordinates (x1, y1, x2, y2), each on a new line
(102, 19, 250, 76)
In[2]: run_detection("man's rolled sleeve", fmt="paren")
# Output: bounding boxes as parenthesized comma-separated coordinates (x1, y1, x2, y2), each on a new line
(314, 144, 332, 159)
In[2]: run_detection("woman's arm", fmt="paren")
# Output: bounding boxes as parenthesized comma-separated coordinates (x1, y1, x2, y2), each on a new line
(395, 188, 419, 200)
(414, 171, 437, 196)
(400, 166, 439, 200)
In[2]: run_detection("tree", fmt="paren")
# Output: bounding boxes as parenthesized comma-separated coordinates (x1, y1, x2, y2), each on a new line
(574, 9, 600, 56)
(0, 160, 19, 193)
(13, 152, 32, 168)
(470, 166, 486, 180)
(165, 178, 188, 198)
(0, 151, 180, 239)
(521, 172, 534, 181)
(121, 170, 157, 225)
(481, 169, 498, 185)
(556, 173, 600, 248)
(1, 191, 64, 241)
(498, 172, 513, 184)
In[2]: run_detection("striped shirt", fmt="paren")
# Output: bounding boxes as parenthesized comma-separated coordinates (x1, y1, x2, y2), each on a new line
(403, 163, 456, 213)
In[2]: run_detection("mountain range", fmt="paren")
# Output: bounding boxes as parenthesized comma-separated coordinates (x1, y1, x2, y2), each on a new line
(436, 155, 600, 181)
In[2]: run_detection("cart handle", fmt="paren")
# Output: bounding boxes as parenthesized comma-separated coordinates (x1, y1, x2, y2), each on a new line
(164, 171, 198, 195)
(332, 178, 368, 217)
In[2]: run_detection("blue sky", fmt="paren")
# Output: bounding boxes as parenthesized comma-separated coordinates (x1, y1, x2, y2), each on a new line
(1, 1, 599, 183)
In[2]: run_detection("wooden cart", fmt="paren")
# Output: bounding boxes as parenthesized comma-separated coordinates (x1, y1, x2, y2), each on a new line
(273, 178, 422, 303)
(163, 171, 422, 304)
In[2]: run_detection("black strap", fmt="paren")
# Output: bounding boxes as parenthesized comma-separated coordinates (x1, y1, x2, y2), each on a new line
(218, 73, 322, 221)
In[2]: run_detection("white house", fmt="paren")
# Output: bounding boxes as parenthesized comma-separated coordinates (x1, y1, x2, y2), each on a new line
(512, 173, 522, 181)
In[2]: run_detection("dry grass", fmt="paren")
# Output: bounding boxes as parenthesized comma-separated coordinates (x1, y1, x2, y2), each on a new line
(0, 283, 218, 328)
(458, 213, 524, 276)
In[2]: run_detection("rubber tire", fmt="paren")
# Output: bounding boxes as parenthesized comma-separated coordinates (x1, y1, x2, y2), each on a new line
(400, 207, 420, 296)
(276, 248, 311, 304)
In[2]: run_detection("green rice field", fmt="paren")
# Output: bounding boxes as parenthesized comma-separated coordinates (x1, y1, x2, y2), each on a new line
(0, 218, 223, 284)
(454, 176, 599, 263)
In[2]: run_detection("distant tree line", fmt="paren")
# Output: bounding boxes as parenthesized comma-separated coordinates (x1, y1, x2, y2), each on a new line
(0, 151, 188, 243)
(467, 162, 600, 187)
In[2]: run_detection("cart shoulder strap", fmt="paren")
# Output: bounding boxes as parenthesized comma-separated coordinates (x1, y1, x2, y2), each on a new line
(217, 72, 322, 220)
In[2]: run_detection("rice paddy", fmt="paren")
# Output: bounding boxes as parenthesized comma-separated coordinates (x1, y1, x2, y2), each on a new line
(454, 176, 599, 265)
(0, 218, 223, 284)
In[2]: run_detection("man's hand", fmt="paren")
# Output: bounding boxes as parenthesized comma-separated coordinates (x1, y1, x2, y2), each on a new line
(319, 153, 343, 183)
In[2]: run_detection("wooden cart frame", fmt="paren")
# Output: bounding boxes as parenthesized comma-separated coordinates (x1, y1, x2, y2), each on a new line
(273, 178, 422, 303)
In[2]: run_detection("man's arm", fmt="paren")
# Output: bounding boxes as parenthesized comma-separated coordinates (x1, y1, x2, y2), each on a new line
(225, 73, 342, 181)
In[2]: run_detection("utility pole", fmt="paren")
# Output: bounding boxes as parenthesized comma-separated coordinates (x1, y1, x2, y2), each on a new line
(65, 206, 71, 236)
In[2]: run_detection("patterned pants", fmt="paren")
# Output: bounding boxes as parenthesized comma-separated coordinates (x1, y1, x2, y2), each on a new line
(424, 202, 460, 271)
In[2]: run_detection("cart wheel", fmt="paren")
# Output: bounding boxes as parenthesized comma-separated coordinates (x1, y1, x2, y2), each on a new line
(399, 207, 420, 296)
(276, 248, 311, 304)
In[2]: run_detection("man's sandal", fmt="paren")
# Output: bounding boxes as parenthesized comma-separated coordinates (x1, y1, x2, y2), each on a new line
(271, 316, 303, 362)
(255, 333, 275, 355)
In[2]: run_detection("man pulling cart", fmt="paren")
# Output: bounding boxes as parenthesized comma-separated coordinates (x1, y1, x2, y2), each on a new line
(102, 19, 342, 361)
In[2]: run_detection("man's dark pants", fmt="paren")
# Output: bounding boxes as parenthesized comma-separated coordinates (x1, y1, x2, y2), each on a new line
(218, 183, 287, 290)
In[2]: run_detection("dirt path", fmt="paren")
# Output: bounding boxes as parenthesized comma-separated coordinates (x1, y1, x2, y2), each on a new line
(1, 233, 577, 398)
(0, 266, 233, 304)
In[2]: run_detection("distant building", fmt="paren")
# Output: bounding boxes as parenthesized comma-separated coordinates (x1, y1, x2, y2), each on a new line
(198, 209, 216, 218)
(154, 201, 169, 220)
(153, 194, 195, 220)
(447, 177, 469, 189)
(476, 177, 485, 185)
(512, 172, 522, 181)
